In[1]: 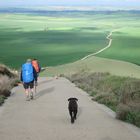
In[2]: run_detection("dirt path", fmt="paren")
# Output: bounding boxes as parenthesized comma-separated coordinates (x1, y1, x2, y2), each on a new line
(0, 77, 140, 140)
(81, 30, 116, 60)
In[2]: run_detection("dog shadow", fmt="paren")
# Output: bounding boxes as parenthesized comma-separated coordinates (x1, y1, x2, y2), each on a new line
(34, 87, 54, 100)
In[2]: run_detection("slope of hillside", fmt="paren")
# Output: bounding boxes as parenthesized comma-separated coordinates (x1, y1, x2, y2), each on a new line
(40, 56, 140, 79)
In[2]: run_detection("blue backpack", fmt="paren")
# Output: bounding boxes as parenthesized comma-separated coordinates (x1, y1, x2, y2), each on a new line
(22, 63, 34, 83)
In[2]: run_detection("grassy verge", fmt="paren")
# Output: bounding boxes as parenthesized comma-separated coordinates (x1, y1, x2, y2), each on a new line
(0, 95, 6, 106)
(67, 72, 140, 127)
(0, 64, 18, 105)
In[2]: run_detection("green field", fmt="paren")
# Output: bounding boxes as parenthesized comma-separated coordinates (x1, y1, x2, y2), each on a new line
(97, 27, 140, 65)
(0, 11, 140, 69)
(0, 13, 107, 68)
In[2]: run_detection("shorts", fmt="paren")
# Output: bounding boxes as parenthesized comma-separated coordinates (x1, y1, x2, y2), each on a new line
(23, 80, 34, 89)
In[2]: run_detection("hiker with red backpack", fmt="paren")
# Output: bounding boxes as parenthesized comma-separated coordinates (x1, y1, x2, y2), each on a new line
(21, 59, 37, 101)
(32, 58, 41, 82)
(31, 59, 41, 93)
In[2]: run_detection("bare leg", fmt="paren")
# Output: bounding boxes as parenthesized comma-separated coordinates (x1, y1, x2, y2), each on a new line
(30, 88, 34, 99)
(25, 89, 30, 101)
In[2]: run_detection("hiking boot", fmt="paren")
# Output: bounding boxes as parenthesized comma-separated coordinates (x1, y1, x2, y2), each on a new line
(30, 95, 33, 100)
(30, 92, 34, 100)
(30, 93, 34, 100)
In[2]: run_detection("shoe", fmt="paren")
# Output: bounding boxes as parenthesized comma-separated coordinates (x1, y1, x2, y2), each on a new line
(30, 93, 34, 100)
(30, 95, 33, 100)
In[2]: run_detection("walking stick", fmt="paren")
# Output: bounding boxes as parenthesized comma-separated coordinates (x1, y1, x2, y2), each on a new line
(34, 81, 37, 94)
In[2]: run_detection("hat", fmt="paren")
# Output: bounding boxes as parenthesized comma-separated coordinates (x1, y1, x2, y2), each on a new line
(26, 59, 31, 63)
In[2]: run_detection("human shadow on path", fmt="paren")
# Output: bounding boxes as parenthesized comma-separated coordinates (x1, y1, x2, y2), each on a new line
(38, 79, 53, 86)
(34, 87, 54, 100)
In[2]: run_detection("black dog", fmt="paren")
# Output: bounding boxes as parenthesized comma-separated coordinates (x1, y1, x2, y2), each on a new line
(68, 98, 78, 123)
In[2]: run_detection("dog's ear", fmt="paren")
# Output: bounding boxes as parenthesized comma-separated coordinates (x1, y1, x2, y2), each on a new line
(68, 98, 73, 101)
(68, 98, 78, 101)
(75, 98, 78, 101)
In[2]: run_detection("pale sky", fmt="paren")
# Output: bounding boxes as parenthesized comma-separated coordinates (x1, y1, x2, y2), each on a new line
(0, 0, 140, 8)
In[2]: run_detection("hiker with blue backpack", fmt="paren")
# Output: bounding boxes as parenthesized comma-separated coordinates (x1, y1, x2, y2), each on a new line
(21, 59, 37, 101)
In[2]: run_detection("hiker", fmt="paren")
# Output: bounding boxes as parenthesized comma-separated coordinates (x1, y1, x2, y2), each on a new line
(21, 59, 37, 101)
(31, 58, 41, 85)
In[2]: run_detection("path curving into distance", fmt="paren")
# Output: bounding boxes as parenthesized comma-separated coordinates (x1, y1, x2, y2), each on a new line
(0, 77, 140, 140)
(81, 30, 117, 60)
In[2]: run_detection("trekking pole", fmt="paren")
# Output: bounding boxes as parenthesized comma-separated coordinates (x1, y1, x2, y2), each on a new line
(34, 81, 37, 94)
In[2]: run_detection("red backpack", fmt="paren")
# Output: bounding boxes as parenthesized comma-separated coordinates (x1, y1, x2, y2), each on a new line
(32, 60, 40, 73)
